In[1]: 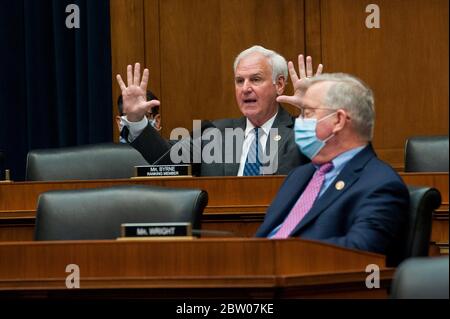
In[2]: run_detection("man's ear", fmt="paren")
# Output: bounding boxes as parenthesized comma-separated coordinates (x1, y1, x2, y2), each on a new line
(154, 114, 161, 130)
(275, 76, 286, 95)
(332, 109, 348, 134)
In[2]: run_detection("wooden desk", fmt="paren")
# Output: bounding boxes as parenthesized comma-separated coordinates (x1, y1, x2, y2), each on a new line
(0, 173, 448, 254)
(0, 238, 393, 299)
(0, 176, 282, 242)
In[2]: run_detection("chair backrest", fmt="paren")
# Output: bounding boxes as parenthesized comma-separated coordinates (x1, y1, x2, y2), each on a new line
(404, 135, 449, 172)
(34, 185, 208, 240)
(390, 256, 449, 299)
(26, 143, 148, 181)
(402, 186, 441, 260)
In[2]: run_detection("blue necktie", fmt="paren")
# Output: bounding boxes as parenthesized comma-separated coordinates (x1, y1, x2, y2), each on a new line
(243, 128, 262, 176)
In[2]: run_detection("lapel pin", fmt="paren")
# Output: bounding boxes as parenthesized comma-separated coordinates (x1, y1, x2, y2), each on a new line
(274, 135, 281, 141)
(335, 181, 345, 190)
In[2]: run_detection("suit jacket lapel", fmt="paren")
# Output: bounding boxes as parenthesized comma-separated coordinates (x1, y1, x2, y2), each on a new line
(224, 117, 246, 176)
(266, 106, 294, 154)
(273, 165, 315, 221)
(224, 161, 240, 176)
(258, 164, 316, 236)
(261, 106, 295, 174)
(290, 145, 376, 236)
(224, 106, 294, 176)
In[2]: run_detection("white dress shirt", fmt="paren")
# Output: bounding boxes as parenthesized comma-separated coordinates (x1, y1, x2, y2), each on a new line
(121, 116, 148, 142)
(237, 112, 278, 176)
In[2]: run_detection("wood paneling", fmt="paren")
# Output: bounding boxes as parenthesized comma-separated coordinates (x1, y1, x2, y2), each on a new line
(157, 0, 306, 136)
(144, 0, 161, 99)
(110, 0, 146, 142)
(111, 0, 306, 137)
(0, 176, 285, 212)
(0, 225, 34, 242)
(431, 217, 449, 254)
(110, 0, 448, 168)
(319, 0, 449, 168)
(305, 0, 322, 61)
(0, 239, 391, 298)
(2, 173, 447, 213)
(1, 174, 448, 253)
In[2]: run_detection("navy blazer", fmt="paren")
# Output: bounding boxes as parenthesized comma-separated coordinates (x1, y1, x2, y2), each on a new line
(256, 145, 409, 264)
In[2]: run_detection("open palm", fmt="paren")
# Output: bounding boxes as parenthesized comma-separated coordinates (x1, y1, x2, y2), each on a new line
(116, 63, 160, 122)
(277, 55, 323, 108)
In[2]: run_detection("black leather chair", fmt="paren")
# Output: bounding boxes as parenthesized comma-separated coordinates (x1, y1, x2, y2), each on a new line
(34, 185, 208, 240)
(400, 186, 441, 262)
(404, 135, 449, 172)
(26, 143, 149, 181)
(390, 256, 449, 299)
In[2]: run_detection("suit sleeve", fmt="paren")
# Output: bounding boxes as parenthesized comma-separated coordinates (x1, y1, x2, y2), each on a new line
(130, 123, 173, 164)
(321, 179, 409, 256)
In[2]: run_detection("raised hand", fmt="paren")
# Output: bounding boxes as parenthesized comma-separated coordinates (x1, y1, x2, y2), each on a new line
(116, 63, 160, 122)
(277, 55, 323, 108)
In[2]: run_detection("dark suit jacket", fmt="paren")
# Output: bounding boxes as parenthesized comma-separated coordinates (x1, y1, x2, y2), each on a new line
(255, 145, 409, 265)
(131, 106, 309, 176)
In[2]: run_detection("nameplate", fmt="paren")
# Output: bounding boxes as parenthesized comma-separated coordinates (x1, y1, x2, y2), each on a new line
(134, 165, 192, 177)
(120, 222, 192, 238)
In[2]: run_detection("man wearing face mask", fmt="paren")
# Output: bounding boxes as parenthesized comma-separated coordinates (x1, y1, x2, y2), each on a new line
(255, 67, 409, 266)
(116, 91, 161, 144)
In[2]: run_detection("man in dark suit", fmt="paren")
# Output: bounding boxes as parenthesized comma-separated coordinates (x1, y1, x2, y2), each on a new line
(116, 90, 161, 144)
(115, 46, 322, 176)
(256, 66, 409, 264)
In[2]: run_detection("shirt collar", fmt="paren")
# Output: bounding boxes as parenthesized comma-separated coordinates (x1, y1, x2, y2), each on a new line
(314, 145, 367, 173)
(245, 112, 278, 138)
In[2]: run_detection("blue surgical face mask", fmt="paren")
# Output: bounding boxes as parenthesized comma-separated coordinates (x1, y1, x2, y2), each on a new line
(294, 112, 337, 160)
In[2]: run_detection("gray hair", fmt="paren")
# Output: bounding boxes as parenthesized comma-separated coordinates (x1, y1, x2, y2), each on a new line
(305, 73, 375, 141)
(233, 45, 288, 83)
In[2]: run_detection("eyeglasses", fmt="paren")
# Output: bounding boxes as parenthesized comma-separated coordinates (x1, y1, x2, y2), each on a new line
(298, 106, 336, 119)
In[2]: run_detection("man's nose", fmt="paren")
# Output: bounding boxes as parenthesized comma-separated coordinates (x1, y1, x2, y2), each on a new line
(242, 79, 253, 93)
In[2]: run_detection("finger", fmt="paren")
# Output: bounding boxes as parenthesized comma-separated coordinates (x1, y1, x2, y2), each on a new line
(298, 54, 306, 79)
(316, 64, 323, 76)
(145, 100, 160, 112)
(116, 74, 126, 91)
(287, 61, 299, 83)
(140, 68, 149, 91)
(276, 95, 302, 108)
(306, 56, 313, 77)
(127, 65, 132, 87)
(133, 63, 141, 86)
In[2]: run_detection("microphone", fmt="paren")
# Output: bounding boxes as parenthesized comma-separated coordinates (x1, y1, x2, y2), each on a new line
(152, 120, 216, 166)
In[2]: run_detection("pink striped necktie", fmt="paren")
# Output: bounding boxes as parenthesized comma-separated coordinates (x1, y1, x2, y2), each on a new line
(272, 162, 334, 239)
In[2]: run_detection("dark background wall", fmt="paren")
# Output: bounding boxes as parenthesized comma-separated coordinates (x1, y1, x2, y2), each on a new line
(0, 0, 113, 180)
